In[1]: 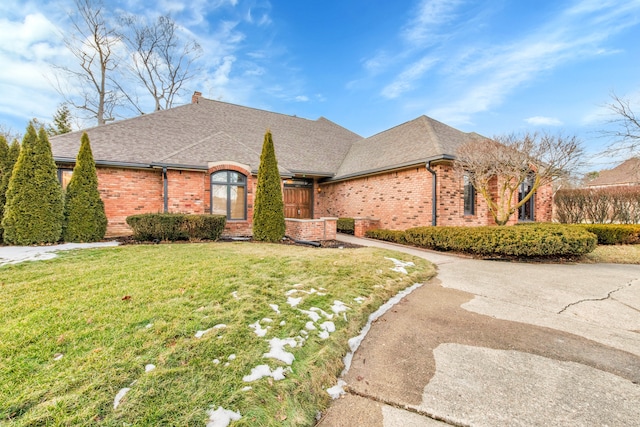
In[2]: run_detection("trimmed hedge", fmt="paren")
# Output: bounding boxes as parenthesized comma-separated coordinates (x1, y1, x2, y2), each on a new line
(575, 224, 640, 245)
(126, 214, 226, 242)
(387, 224, 598, 257)
(337, 218, 355, 234)
(365, 229, 407, 244)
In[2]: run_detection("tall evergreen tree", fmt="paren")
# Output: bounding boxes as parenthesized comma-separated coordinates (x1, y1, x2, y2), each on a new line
(48, 104, 73, 136)
(0, 139, 20, 239)
(63, 132, 107, 242)
(252, 130, 285, 242)
(2, 125, 64, 245)
(0, 136, 9, 237)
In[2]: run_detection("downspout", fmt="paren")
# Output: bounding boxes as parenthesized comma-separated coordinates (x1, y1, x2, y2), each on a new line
(426, 161, 437, 226)
(162, 166, 168, 213)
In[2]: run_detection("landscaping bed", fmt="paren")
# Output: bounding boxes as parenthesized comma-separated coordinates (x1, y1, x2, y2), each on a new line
(0, 242, 433, 426)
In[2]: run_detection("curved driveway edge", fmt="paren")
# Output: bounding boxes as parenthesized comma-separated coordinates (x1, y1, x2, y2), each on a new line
(318, 235, 640, 426)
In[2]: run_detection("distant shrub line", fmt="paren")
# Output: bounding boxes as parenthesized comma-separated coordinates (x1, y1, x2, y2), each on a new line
(126, 213, 226, 242)
(555, 187, 640, 224)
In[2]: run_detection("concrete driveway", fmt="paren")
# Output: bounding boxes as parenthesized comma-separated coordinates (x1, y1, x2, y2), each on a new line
(319, 235, 640, 426)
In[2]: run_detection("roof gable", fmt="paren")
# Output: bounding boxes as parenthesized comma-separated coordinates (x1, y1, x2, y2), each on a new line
(586, 158, 640, 187)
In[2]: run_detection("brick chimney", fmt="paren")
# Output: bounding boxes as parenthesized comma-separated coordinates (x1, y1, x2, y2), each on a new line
(192, 91, 202, 104)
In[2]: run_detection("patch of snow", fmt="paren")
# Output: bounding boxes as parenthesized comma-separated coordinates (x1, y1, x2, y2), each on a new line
(305, 321, 317, 330)
(327, 379, 347, 399)
(248, 320, 269, 337)
(224, 362, 230, 367)
(231, 291, 239, 299)
(269, 304, 280, 314)
(113, 387, 131, 409)
(354, 297, 366, 304)
(53, 353, 63, 361)
(195, 328, 212, 339)
(287, 296, 302, 307)
(320, 321, 335, 333)
(263, 337, 296, 365)
(385, 257, 415, 275)
(319, 330, 330, 339)
(145, 323, 153, 329)
(242, 364, 289, 382)
(279, 321, 286, 326)
(331, 300, 349, 314)
(214, 324, 227, 329)
(145, 364, 156, 372)
(213, 359, 220, 365)
(309, 307, 333, 319)
(300, 330, 308, 336)
(262, 318, 273, 323)
(285, 289, 298, 296)
(205, 406, 242, 427)
(241, 386, 252, 392)
(300, 309, 321, 322)
(228, 354, 236, 361)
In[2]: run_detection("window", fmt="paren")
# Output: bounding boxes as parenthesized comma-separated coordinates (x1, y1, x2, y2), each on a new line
(518, 175, 535, 222)
(463, 174, 475, 216)
(57, 168, 73, 189)
(210, 170, 247, 220)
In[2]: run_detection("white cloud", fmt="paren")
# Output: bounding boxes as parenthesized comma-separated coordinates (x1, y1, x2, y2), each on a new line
(381, 56, 438, 99)
(294, 95, 309, 102)
(525, 116, 563, 126)
(402, 0, 464, 46)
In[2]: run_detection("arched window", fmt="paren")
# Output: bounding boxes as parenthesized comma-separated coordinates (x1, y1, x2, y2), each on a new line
(211, 170, 247, 220)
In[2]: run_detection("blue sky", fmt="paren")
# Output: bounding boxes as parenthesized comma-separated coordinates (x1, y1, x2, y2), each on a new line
(1, 0, 639, 170)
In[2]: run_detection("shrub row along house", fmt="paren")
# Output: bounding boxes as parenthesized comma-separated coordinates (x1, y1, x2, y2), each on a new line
(51, 92, 553, 238)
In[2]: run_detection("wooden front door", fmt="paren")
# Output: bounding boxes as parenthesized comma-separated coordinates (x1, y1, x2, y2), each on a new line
(284, 185, 312, 219)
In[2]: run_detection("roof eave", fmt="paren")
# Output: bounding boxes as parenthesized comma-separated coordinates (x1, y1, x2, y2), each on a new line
(325, 155, 456, 183)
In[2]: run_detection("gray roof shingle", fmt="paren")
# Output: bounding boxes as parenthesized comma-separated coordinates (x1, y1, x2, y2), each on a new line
(585, 157, 640, 187)
(51, 96, 482, 179)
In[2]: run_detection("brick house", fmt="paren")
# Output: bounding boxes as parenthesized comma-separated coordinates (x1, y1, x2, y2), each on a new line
(51, 92, 552, 238)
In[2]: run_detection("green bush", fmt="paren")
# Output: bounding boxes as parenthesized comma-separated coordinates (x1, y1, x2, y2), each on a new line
(2, 126, 63, 245)
(253, 130, 285, 242)
(365, 229, 407, 244)
(401, 224, 596, 257)
(126, 214, 226, 242)
(337, 218, 355, 234)
(62, 133, 107, 242)
(575, 224, 640, 245)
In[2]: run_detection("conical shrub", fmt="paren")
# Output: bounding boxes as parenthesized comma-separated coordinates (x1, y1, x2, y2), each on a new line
(63, 132, 107, 242)
(252, 130, 285, 242)
(2, 125, 64, 244)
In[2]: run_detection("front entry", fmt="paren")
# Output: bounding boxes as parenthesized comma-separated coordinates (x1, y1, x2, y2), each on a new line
(284, 179, 313, 218)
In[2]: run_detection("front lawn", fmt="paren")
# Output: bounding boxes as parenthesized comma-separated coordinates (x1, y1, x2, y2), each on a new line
(582, 244, 640, 264)
(0, 242, 434, 426)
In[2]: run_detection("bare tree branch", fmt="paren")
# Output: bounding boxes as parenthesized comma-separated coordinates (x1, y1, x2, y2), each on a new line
(119, 14, 202, 112)
(602, 92, 640, 156)
(455, 132, 584, 225)
(52, 0, 122, 126)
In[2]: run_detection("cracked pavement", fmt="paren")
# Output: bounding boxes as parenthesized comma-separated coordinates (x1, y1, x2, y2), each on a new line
(318, 236, 640, 426)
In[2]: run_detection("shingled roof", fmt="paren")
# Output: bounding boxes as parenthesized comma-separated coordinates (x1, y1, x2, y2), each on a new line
(332, 115, 484, 180)
(51, 95, 481, 179)
(51, 97, 362, 176)
(585, 157, 640, 188)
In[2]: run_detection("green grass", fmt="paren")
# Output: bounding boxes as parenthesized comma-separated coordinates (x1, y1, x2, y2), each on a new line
(582, 244, 640, 264)
(0, 242, 435, 426)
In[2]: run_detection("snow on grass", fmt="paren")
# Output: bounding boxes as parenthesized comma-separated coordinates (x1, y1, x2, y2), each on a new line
(248, 320, 269, 337)
(263, 337, 297, 365)
(113, 387, 131, 409)
(286, 296, 302, 307)
(385, 257, 415, 275)
(228, 354, 236, 361)
(0, 241, 119, 266)
(305, 321, 317, 330)
(53, 353, 63, 361)
(145, 364, 156, 372)
(330, 300, 349, 314)
(309, 307, 333, 319)
(354, 296, 366, 304)
(242, 364, 290, 382)
(299, 309, 321, 322)
(205, 406, 242, 427)
(269, 304, 280, 314)
(231, 291, 239, 299)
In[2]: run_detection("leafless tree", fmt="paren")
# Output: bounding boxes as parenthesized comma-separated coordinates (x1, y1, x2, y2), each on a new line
(118, 14, 202, 113)
(54, 0, 122, 126)
(603, 92, 640, 156)
(455, 132, 583, 225)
